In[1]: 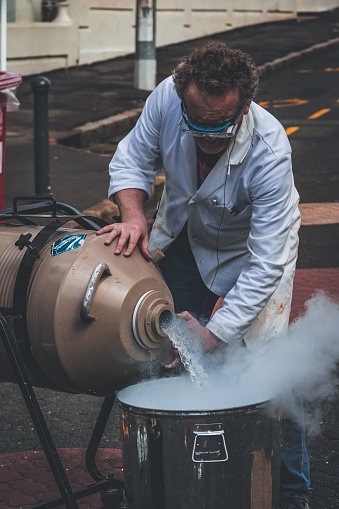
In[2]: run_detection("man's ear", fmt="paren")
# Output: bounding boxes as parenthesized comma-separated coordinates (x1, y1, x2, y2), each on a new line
(244, 102, 251, 115)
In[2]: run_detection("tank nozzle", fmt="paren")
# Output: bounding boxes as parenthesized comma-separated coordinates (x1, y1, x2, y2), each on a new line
(132, 290, 174, 349)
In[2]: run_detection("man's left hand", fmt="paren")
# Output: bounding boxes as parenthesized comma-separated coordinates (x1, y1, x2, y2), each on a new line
(177, 311, 222, 352)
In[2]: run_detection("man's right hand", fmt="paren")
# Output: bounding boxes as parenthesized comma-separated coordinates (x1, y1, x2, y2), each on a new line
(96, 216, 152, 260)
(96, 189, 153, 260)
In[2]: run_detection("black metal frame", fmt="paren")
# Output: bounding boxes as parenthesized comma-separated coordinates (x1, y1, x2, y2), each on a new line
(0, 195, 108, 230)
(0, 197, 125, 509)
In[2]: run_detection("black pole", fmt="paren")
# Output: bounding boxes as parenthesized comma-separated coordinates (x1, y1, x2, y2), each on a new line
(31, 76, 52, 196)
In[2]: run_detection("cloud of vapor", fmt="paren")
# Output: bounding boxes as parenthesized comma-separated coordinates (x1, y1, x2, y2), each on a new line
(164, 292, 339, 434)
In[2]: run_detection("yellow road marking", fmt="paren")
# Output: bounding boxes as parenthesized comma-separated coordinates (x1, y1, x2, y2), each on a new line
(259, 98, 308, 109)
(308, 108, 331, 119)
(298, 67, 339, 73)
(285, 126, 300, 136)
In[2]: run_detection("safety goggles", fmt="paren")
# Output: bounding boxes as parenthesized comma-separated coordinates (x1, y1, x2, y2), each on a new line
(181, 101, 243, 138)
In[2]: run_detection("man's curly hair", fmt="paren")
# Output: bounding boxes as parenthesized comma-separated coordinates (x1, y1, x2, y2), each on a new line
(172, 41, 259, 105)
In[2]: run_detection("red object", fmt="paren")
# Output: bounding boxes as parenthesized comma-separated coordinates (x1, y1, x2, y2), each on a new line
(0, 72, 22, 210)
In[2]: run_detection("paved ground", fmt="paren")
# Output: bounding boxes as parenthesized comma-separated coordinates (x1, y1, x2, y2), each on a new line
(1, 8, 339, 509)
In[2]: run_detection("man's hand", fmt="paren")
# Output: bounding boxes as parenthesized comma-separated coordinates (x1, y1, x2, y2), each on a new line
(96, 216, 152, 260)
(178, 311, 222, 352)
(96, 189, 153, 260)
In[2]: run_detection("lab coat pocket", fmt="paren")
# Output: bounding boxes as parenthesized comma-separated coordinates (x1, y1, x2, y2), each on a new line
(200, 203, 252, 250)
(207, 203, 252, 228)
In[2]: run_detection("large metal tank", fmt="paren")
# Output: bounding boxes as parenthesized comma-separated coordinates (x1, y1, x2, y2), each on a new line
(0, 222, 174, 395)
(118, 376, 281, 509)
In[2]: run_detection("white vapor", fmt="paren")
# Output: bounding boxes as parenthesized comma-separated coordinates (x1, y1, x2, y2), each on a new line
(163, 292, 339, 434)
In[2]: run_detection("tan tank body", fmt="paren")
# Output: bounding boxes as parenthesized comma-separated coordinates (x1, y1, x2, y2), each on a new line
(0, 224, 174, 395)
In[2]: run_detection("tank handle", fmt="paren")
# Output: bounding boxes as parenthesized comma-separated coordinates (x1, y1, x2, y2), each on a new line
(80, 263, 112, 322)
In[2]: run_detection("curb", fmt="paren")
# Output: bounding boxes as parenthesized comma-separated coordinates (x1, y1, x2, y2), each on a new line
(57, 108, 143, 149)
(258, 37, 339, 76)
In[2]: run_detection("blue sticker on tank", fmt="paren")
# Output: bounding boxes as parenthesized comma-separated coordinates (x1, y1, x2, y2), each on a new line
(50, 234, 87, 256)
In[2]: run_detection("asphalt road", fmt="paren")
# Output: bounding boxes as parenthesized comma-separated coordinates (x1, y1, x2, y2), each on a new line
(257, 46, 339, 205)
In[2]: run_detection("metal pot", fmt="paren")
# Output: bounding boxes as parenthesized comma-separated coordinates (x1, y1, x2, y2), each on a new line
(118, 376, 281, 509)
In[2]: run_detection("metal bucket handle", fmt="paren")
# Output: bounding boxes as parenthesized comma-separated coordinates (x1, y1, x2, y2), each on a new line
(192, 423, 228, 463)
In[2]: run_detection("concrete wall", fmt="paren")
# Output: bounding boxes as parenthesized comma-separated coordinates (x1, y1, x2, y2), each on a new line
(297, 0, 339, 11)
(4, 0, 337, 76)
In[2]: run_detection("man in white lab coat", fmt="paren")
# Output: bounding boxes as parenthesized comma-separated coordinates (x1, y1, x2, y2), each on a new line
(97, 42, 311, 509)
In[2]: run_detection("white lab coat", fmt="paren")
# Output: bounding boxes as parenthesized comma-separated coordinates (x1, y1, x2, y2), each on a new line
(109, 76, 300, 346)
